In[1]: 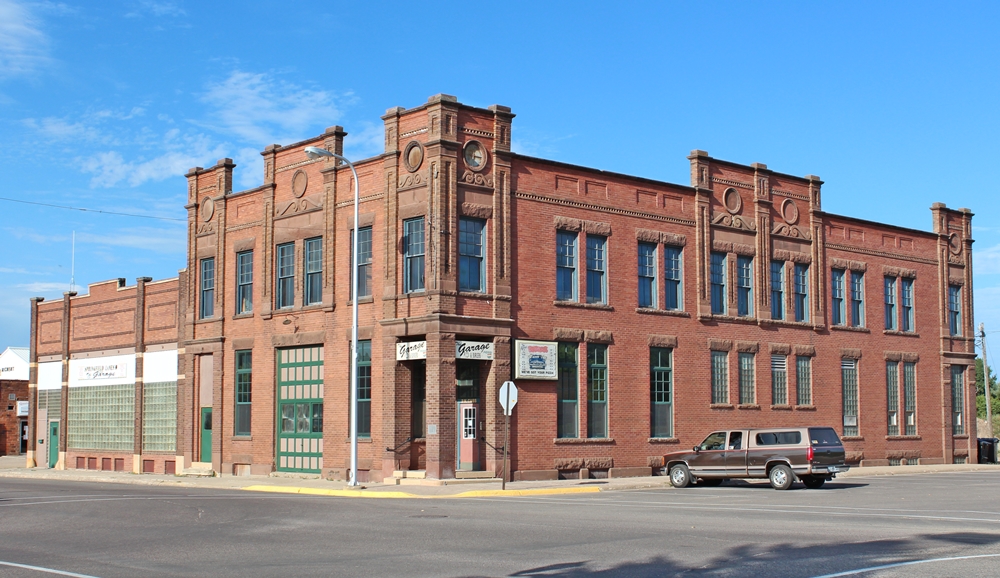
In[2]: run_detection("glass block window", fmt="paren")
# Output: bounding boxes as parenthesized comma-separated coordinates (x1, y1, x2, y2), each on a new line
(68, 384, 135, 451)
(831, 268, 845, 326)
(886, 361, 900, 436)
(842, 359, 859, 436)
(235, 351, 252, 436)
(38, 390, 62, 420)
(142, 381, 177, 453)
(738, 352, 755, 404)
(557, 343, 578, 439)
(948, 285, 962, 336)
(884, 277, 897, 330)
(650, 347, 672, 438)
(710, 252, 726, 315)
(771, 261, 785, 320)
(850, 271, 865, 327)
(638, 242, 656, 308)
(737, 256, 753, 317)
(236, 250, 253, 314)
(903, 362, 916, 436)
(664, 246, 682, 310)
(200, 258, 215, 319)
(352, 227, 373, 299)
(403, 217, 425, 293)
(304, 237, 323, 305)
(901, 278, 914, 332)
(459, 218, 485, 292)
(951, 365, 965, 435)
(356, 340, 372, 438)
(796, 356, 812, 406)
(556, 230, 577, 301)
(587, 344, 608, 438)
(586, 235, 607, 304)
(276, 243, 295, 309)
(771, 355, 787, 405)
(794, 264, 809, 322)
(711, 351, 728, 404)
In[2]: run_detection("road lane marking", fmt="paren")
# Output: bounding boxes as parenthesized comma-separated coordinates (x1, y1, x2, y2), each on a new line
(0, 560, 100, 577)
(811, 553, 1000, 577)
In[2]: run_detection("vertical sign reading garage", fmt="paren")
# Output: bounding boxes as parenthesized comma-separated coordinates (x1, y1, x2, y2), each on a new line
(513, 340, 558, 380)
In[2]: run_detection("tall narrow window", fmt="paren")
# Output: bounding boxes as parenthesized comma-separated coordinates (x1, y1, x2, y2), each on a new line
(771, 261, 785, 320)
(664, 246, 682, 310)
(901, 278, 914, 332)
(951, 365, 964, 435)
(886, 361, 899, 436)
(351, 227, 373, 299)
(796, 356, 812, 406)
(831, 268, 846, 326)
(842, 359, 859, 436)
(234, 350, 252, 436)
(586, 235, 607, 304)
(903, 362, 916, 435)
(794, 264, 809, 322)
(456, 360, 479, 401)
(739, 352, 755, 404)
(884, 277, 897, 330)
(850, 271, 865, 327)
(948, 285, 962, 336)
(771, 355, 787, 405)
(276, 243, 295, 309)
(737, 256, 753, 317)
(236, 251, 253, 314)
(458, 217, 485, 292)
(711, 351, 728, 404)
(638, 242, 657, 308)
(199, 257, 215, 319)
(403, 217, 425, 293)
(587, 344, 608, 438)
(356, 340, 372, 438)
(557, 343, 578, 438)
(710, 252, 726, 315)
(650, 347, 672, 438)
(556, 231, 577, 301)
(304, 237, 323, 305)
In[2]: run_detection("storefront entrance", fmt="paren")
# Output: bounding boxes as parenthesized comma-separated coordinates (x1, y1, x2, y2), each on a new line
(456, 360, 481, 471)
(276, 346, 324, 473)
(48, 421, 58, 468)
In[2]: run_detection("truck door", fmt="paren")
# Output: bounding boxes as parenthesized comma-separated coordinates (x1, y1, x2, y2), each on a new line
(690, 431, 727, 476)
(725, 430, 748, 475)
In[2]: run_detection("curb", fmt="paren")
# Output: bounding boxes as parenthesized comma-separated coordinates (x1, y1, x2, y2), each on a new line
(241, 484, 603, 499)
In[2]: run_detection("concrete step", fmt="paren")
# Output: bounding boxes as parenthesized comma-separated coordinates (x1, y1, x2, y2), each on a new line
(178, 462, 216, 477)
(455, 470, 496, 479)
(391, 470, 426, 479)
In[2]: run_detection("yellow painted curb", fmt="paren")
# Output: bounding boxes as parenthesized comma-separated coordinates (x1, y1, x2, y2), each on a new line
(450, 486, 602, 498)
(242, 485, 417, 499)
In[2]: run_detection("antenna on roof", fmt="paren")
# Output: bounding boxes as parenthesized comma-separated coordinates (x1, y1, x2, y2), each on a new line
(70, 230, 75, 293)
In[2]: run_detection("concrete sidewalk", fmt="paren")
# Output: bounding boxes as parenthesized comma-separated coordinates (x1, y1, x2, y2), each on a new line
(0, 455, 996, 498)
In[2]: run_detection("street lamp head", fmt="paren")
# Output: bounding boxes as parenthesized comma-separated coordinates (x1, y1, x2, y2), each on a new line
(304, 146, 334, 160)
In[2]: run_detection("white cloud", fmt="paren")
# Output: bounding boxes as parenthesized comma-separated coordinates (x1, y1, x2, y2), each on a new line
(974, 243, 1000, 276)
(77, 227, 185, 255)
(0, 0, 49, 78)
(80, 131, 228, 187)
(16, 281, 71, 294)
(344, 121, 386, 161)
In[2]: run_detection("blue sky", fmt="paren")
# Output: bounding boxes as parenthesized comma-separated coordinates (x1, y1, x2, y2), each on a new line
(1, 1, 999, 355)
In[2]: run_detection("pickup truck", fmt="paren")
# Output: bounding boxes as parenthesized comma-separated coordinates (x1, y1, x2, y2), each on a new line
(664, 426, 849, 490)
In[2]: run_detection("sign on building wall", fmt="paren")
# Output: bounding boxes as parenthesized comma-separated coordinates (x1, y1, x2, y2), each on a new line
(513, 340, 558, 380)
(16, 401, 28, 417)
(396, 341, 427, 361)
(456, 341, 494, 360)
(69, 354, 135, 387)
(78, 363, 127, 381)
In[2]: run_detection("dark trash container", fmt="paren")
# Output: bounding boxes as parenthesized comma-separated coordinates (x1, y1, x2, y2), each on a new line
(977, 438, 998, 464)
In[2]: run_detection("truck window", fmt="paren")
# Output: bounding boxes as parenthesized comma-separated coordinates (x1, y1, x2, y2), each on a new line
(699, 432, 726, 451)
(755, 431, 802, 445)
(728, 431, 743, 450)
(808, 427, 842, 446)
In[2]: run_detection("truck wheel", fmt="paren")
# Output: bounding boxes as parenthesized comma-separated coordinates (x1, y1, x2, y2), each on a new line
(669, 464, 692, 488)
(769, 464, 794, 490)
(802, 476, 825, 489)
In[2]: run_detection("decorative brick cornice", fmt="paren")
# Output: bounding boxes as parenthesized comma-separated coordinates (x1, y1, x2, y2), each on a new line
(518, 191, 694, 226)
(827, 243, 937, 266)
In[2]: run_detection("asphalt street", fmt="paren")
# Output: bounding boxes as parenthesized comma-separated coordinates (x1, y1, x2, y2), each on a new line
(1, 472, 999, 577)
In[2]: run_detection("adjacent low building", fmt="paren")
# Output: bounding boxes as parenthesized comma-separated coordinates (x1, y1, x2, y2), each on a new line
(0, 346, 30, 456)
(26, 94, 977, 480)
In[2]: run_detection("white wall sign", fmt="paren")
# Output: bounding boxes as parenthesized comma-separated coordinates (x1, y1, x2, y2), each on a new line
(456, 341, 494, 360)
(396, 341, 427, 361)
(69, 354, 135, 387)
(514, 340, 558, 380)
(16, 401, 28, 417)
(78, 363, 127, 381)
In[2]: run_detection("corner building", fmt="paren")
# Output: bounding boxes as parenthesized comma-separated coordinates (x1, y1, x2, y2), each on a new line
(27, 94, 978, 481)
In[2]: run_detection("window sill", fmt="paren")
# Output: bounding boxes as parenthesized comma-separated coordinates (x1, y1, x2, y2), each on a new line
(636, 308, 690, 318)
(758, 318, 816, 329)
(553, 437, 615, 444)
(553, 301, 614, 311)
(830, 325, 870, 333)
(770, 404, 793, 411)
(841, 436, 865, 441)
(883, 330, 919, 337)
(343, 437, 373, 443)
(737, 404, 761, 410)
(458, 291, 491, 299)
(952, 434, 969, 440)
(194, 317, 219, 325)
(794, 405, 816, 411)
(885, 435, 921, 441)
(648, 437, 680, 444)
(699, 314, 758, 325)
(710, 403, 734, 409)
(232, 313, 254, 320)
(347, 297, 374, 305)
(232, 436, 252, 441)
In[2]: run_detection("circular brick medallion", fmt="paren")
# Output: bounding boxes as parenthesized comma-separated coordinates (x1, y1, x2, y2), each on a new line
(201, 197, 214, 222)
(403, 140, 424, 173)
(463, 140, 488, 172)
(781, 198, 799, 225)
(292, 169, 308, 198)
(723, 187, 742, 214)
(949, 233, 963, 255)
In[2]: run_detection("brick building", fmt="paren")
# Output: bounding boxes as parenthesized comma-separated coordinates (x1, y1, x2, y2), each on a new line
(26, 94, 977, 480)
(0, 347, 30, 455)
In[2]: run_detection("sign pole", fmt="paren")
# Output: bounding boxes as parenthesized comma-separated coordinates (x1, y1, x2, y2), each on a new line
(502, 384, 511, 491)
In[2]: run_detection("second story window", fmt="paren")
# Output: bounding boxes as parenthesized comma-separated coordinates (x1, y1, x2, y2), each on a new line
(459, 217, 485, 292)
(275, 243, 294, 309)
(586, 235, 607, 304)
(351, 227, 373, 299)
(831, 268, 846, 325)
(638, 242, 656, 308)
(710, 252, 726, 315)
(236, 251, 253, 314)
(664, 246, 682, 310)
(304, 237, 322, 305)
(901, 278, 914, 332)
(770, 261, 784, 320)
(556, 230, 577, 301)
(403, 218, 425, 293)
(793, 264, 809, 322)
(884, 277, 897, 330)
(850, 271, 865, 327)
(948, 285, 962, 336)
(199, 257, 215, 319)
(737, 256, 753, 317)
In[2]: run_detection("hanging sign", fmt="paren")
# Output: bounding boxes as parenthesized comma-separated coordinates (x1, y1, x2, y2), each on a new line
(456, 341, 494, 360)
(513, 340, 558, 380)
(396, 341, 427, 361)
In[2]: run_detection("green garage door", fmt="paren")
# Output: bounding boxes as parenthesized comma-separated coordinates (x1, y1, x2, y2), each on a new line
(277, 346, 324, 473)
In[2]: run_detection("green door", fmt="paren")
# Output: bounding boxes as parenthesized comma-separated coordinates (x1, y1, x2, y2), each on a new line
(201, 407, 213, 462)
(48, 422, 58, 468)
(276, 346, 323, 473)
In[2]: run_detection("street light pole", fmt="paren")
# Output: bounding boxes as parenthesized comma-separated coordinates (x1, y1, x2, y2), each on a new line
(305, 145, 360, 486)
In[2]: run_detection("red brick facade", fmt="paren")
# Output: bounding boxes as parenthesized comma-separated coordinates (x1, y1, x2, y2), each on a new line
(27, 94, 977, 479)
